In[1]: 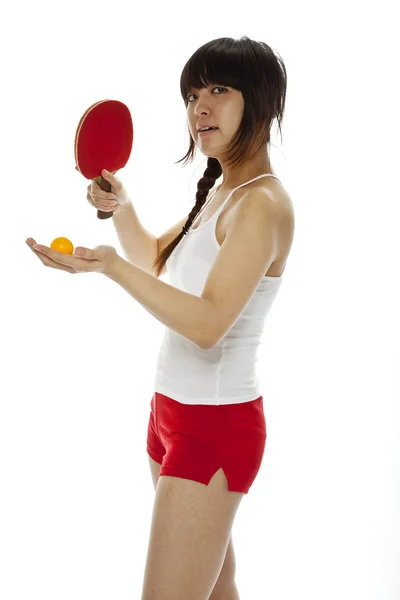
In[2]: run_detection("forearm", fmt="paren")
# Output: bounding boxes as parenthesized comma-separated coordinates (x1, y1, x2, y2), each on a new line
(112, 201, 157, 272)
(104, 255, 215, 349)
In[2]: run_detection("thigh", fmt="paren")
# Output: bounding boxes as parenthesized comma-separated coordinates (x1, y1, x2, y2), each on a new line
(141, 466, 243, 600)
(148, 453, 237, 597)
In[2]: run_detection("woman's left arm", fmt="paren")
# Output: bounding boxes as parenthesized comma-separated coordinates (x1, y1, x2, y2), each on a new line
(105, 255, 216, 350)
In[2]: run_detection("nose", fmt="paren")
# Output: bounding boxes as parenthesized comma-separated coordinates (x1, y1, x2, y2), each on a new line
(194, 98, 211, 117)
(195, 103, 210, 117)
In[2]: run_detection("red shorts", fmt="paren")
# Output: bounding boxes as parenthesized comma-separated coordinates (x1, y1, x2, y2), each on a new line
(146, 392, 267, 494)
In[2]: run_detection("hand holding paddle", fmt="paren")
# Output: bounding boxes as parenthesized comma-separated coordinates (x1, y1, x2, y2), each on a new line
(74, 99, 134, 220)
(85, 169, 130, 216)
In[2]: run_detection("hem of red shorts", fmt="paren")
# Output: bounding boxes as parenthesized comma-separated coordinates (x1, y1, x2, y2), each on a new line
(156, 462, 250, 494)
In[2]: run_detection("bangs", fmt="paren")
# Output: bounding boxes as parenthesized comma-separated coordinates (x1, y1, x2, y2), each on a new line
(180, 39, 246, 104)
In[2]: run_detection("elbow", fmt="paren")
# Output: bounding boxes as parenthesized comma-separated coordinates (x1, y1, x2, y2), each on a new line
(199, 338, 213, 351)
(196, 300, 219, 350)
(198, 327, 219, 351)
(196, 331, 214, 351)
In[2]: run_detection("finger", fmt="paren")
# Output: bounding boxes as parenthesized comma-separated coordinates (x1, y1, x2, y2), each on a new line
(90, 192, 117, 204)
(34, 245, 72, 264)
(89, 183, 117, 201)
(30, 247, 76, 273)
(87, 193, 117, 211)
(39, 246, 101, 272)
(73, 248, 100, 261)
(91, 181, 111, 196)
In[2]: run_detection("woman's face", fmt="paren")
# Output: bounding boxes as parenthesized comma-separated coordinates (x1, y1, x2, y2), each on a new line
(186, 83, 244, 155)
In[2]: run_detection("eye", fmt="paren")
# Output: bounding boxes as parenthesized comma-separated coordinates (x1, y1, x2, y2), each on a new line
(187, 86, 227, 103)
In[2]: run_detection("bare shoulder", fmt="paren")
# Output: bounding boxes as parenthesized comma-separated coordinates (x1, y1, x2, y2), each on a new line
(234, 178, 295, 264)
(236, 178, 295, 223)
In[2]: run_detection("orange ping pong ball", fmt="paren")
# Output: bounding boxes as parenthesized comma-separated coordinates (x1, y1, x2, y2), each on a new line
(50, 237, 74, 255)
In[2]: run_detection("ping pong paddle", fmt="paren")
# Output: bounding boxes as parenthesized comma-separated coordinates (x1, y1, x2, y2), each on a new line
(74, 99, 134, 219)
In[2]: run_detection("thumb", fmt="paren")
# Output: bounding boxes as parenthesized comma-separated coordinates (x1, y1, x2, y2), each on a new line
(102, 169, 114, 179)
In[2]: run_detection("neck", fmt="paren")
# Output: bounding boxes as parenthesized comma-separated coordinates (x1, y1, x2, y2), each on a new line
(218, 155, 274, 189)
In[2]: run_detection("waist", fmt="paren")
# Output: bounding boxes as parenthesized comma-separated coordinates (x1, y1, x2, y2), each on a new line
(153, 331, 262, 405)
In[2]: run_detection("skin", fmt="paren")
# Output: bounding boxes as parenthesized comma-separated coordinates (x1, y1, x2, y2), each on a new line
(25, 239, 118, 275)
(186, 82, 276, 189)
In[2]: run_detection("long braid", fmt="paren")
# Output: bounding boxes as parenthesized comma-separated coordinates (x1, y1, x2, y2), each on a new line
(182, 157, 222, 235)
(151, 157, 223, 278)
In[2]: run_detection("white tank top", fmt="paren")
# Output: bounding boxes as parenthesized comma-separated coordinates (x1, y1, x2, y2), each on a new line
(153, 174, 284, 405)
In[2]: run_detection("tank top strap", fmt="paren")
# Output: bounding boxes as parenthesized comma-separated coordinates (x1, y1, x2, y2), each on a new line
(231, 173, 280, 193)
(189, 173, 281, 232)
(214, 173, 281, 217)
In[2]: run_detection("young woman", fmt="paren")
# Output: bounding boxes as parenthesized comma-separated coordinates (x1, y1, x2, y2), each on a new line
(144, 37, 294, 599)
(27, 35, 295, 600)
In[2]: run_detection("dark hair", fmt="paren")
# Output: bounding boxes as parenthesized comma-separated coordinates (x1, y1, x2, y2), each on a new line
(151, 35, 287, 278)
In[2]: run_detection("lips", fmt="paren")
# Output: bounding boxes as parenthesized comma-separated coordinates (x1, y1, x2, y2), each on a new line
(198, 128, 219, 137)
(196, 124, 218, 131)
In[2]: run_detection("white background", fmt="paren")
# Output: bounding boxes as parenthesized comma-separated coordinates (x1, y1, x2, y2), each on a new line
(1, 1, 399, 599)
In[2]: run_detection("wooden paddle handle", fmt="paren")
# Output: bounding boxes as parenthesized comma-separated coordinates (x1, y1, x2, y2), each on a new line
(95, 175, 113, 220)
